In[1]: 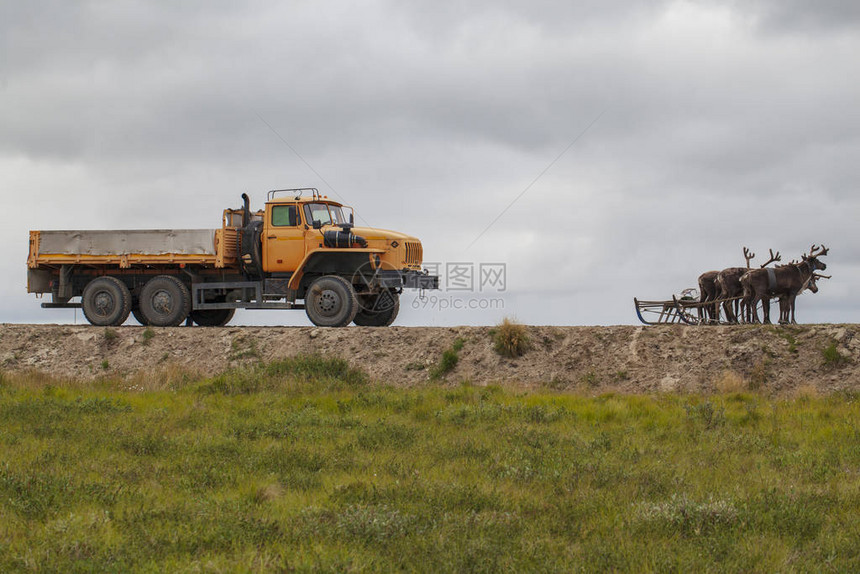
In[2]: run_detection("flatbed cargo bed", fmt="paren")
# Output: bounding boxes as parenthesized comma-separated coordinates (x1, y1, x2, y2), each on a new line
(28, 228, 238, 269)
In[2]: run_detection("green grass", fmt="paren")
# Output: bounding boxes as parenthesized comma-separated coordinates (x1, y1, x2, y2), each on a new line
(822, 341, 849, 368)
(580, 370, 599, 388)
(773, 326, 800, 354)
(0, 362, 859, 572)
(228, 335, 261, 361)
(141, 327, 155, 345)
(430, 337, 465, 380)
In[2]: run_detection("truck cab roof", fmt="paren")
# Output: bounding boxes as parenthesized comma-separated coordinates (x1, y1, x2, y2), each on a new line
(264, 188, 344, 207)
(267, 196, 343, 207)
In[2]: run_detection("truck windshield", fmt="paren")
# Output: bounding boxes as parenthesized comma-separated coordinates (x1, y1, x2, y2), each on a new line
(304, 203, 346, 226)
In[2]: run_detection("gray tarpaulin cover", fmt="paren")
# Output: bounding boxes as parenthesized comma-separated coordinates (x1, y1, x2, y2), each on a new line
(38, 230, 218, 256)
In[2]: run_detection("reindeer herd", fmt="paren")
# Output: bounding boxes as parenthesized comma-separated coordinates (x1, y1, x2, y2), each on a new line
(698, 244, 831, 325)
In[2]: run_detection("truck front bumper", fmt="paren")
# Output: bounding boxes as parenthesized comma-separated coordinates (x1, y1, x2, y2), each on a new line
(373, 269, 439, 290)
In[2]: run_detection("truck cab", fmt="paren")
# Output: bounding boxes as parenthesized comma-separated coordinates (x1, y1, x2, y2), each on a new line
(260, 193, 424, 275)
(224, 189, 435, 326)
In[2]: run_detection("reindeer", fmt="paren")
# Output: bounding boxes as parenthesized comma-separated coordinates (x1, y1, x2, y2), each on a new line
(741, 245, 829, 324)
(697, 247, 747, 323)
(715, 248, 780, 323)
(697, 270, 720, 323)
(778, 273, 830, 324)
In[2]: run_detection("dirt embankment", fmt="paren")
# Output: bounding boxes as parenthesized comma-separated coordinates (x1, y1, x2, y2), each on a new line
(1, 324, 858, 394)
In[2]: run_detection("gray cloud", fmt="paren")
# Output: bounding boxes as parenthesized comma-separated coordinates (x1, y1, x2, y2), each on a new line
(1, 0, 858, 326)
(728, 0, 860, 32)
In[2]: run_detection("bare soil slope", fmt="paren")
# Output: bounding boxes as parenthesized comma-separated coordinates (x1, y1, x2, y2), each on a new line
(1, 324, 857, 394)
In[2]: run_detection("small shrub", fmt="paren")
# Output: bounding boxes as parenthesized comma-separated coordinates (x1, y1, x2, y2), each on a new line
(492, 318, 530, 358)
(821, 342, 848, 368)
(430, 338, 465, 380)
(100, 360, 110, 370)
(404, 361, 425, 371)
(103, 328, 118, 343)
(142, 327, 155, 344)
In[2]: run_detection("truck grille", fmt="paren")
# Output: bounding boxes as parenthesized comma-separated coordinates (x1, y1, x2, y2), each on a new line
(404, 241, 422, 266)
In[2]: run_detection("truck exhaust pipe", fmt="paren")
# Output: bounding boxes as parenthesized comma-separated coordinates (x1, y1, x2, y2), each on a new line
(241, 193, 250, 227)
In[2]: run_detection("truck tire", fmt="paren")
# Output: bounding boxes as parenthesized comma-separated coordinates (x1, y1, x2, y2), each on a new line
(82, 276, 132, 327)
(305, 275, 358, 327)
(190, 309, 235, 327)
(139, 275, 191, 327)
(132, 308, 149, 325)
(131, 299, 150, 326)
(354, 291, 400, 327)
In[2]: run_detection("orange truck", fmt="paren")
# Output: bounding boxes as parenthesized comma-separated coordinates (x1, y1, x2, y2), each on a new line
(27, 189, 438, 327)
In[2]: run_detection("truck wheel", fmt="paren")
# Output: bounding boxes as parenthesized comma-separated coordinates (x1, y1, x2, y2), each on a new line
(139, 275, 191, 327)
(190, 309, 235, 327)
(82, 277, 132, 326)
(305, 275, 358, 327)
(132, 308, 149, 325)
(354, 291, 400, 326)
(131, 299, 150, 326)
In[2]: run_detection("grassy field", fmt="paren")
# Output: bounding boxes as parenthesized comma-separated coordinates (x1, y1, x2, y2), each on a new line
(1, 357, 858, 572)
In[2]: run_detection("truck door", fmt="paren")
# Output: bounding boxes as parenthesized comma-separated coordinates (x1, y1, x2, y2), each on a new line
(263, 203, 306, 273)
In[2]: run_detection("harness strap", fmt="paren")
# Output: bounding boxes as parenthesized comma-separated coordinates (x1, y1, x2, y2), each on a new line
(767, 267, 777, 291)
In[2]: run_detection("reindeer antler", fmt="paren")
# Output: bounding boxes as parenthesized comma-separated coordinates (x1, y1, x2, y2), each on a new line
(808, 244, 829, 258)
(743, 247, 755, 269)
(812, 273, 832, 280)
(759, 248, 781, 268)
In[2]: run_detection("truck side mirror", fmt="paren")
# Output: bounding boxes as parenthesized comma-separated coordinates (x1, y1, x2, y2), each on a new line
(312, 220, 322, 230)
(349, 212, 354, 225)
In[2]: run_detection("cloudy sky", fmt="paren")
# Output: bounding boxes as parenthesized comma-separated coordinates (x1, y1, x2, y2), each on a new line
(2, 0, 858, 326)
